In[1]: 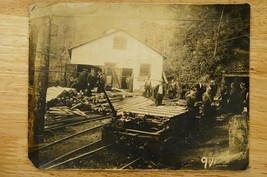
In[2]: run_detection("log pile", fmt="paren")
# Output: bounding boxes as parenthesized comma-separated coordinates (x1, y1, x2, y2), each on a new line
(46, 87, 129, 117)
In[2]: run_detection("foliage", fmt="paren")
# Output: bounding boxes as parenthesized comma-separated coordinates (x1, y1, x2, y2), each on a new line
(164, 5, 250, 86)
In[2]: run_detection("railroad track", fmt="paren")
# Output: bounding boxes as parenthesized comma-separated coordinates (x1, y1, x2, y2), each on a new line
(119, 157, 142, 169)
(29, 123, 108, 166)
(44, 115, 111, 131)
(44, 143, 145, 170)
(45, 143, 113, 169)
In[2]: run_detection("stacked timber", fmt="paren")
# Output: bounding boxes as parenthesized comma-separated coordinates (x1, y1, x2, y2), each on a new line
(46, 86, 129, 117)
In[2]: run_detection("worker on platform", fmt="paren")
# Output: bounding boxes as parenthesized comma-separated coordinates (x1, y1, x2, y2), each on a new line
(144, 76, 152, 98)
(126, 74, 133, 92)
(154, 80, 166, 106)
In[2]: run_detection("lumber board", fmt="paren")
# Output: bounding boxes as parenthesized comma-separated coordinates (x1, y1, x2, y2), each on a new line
(125, 110, 185, 118)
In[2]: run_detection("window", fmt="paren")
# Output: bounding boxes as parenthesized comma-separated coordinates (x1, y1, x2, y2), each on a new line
(139, 64, 151, 77)
(113, 36, 127, 50)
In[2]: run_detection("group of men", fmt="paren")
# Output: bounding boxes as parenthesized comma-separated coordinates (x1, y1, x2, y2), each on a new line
(220, 82, 249, 114)
(183, 80, 249, 138)
(68, 68, 102, 97)
(143, 77, 250, 122)
(185, 80, 249, 119)
(143, 77, 166, 106)
(143, 77, 179, 106)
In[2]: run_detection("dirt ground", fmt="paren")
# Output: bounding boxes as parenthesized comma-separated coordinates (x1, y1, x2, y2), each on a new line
(40, 97, 249, 170)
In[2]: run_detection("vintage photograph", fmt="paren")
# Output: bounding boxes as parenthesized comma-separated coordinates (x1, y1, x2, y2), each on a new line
(28, 3, 250, 170)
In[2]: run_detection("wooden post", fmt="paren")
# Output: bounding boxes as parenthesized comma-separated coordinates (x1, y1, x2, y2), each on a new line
(28, 15, 51, 149)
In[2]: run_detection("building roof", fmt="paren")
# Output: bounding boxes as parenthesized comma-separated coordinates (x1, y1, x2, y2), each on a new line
(68, 29, 167, 59)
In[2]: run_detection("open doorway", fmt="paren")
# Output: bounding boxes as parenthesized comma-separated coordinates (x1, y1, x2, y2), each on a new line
(121, 68, 133, 90)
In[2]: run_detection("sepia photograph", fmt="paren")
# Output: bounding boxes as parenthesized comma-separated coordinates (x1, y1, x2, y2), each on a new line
(28, 3, 250, 170)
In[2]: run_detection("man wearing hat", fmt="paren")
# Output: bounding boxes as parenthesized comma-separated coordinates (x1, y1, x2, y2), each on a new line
(154, 80, 166, 106)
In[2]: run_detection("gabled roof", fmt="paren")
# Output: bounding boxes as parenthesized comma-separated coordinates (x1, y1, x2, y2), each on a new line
(68, 29, 166, 59)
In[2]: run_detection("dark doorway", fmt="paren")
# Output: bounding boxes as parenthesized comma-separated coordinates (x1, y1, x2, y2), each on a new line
(224, 76, 249, 92)
(121, 68, 133, 89)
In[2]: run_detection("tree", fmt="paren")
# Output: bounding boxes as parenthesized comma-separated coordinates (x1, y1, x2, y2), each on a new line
(164, 4, 250, 85)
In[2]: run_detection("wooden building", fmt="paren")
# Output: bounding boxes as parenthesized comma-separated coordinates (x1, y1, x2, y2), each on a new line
(67, 29, 165, 91)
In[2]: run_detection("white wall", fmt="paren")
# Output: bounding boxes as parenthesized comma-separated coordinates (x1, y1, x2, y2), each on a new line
(71, 31, 163, 90)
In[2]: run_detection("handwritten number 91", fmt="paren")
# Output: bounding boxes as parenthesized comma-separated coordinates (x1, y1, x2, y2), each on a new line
(201, 156, 215, 169)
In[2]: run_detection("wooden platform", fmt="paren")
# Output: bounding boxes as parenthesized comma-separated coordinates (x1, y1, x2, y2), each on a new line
(112, 96, 154, 114)
(112, 96, 187, 118)
(127, 105, 187, 118)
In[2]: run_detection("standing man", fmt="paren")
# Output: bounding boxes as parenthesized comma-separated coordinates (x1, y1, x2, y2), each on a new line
(195, 80, 206, 101)
(168, 79, 178, 99)
(228, 82, 242, 113)
(87, 68, 98, 97)
(144, 76, 152, 97)
(185, 86, 199, 139)
(154, 80, 165, 106)
(202, 87, 212, 111)
(185, 86, 197, 109)
(219, 83, 228, 113)
(202, 87, 214, 126)
(126, 74, 134, 92)
(210, 80, 217, 100)
(240, 82, 249, 113)
(76, 68, 88, 92)
(97, 71, 105, 93)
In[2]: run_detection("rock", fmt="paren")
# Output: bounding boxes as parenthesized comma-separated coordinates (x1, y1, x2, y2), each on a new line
(228, 114, 249, 154)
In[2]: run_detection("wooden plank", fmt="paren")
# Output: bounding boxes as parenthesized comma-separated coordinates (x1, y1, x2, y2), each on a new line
(133, 107, 186, 116)
(124, 109, 178, 118)
(135, 106, 187, 113)
(131, 109, 186, 116)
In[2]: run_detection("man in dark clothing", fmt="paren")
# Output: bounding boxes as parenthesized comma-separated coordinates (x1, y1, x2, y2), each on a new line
(210, 80, 217, 100)
(154, 81, 165, 106)
(219, 83, 228, 113)
(195, 81, 206, 101)
(202, 87, 215, 127)
(202, 88, 212, 117)
(185, 87, 197, 109)
(240, 82, 249, 113)
(97, 71, 105, 93)
(228, 82, 242, 113)
(87, 68, 98, 97)
(185, 87, 199, 139)
(168, 79, 178, 99)
(76, 69, 88, 92)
